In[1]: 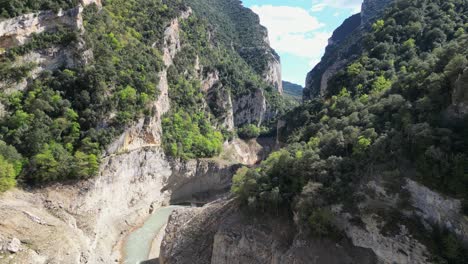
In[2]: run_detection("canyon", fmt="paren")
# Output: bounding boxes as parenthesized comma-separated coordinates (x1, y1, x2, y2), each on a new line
(0, 0, 467, 263)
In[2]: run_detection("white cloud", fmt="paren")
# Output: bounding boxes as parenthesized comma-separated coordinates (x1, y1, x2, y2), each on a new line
(251, 5, 331, 67)
(311, 3, 327, 12)
(251, 5, 323, 35)
(311, 0, 363, 13)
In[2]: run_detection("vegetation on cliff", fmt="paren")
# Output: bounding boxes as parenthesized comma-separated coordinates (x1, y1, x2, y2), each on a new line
(161, 1, 286, 158)
(0, 0, 79, 18)
(233, 0, 468, 262)
(0, 0, 182, 185)
(282, 81, 303, 103)
(0, 0, 286, 186)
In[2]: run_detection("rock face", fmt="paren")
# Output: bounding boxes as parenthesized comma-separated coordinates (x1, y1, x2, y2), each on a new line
(344, 214, 430, 264)
(6, 238, 21, 253)
(361, 0, 394, 25)
(166, 159, 242, 205)
(327, 14, 362, 47)
(160, 200, 379, 264)
(303, 0, 395, 100)
(303, 15, 360, 99)
(160, 174, 468, 264)
(202, 70, 236, 131)
(263, 54, 283, 95)
(405, 179, 468, 242)
(233, 89, 267, 127)
(0, 6, 92, 93)
(0, 8, 83, 49)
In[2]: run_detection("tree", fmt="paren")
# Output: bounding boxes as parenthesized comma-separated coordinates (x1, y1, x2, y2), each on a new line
(372, 20, 385, 32)
(0, 155, 17, 192)
(237, 124, 261, 139)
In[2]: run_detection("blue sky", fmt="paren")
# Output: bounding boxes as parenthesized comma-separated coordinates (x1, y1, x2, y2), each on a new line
(242, 0, 363, 86)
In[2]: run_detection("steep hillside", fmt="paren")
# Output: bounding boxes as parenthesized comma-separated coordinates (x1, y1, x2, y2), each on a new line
(262, 0, 468, 262)
(304, 0, 394, 99)
(187, 0, 283, 94)
(162, 1, 468, 263)
(0, 0, 285, 186)
(282, 81, 303, 103)
(0, 0, 284, 263)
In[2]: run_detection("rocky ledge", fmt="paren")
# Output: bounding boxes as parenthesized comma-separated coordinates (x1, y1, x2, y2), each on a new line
(160, 200, 379, 264)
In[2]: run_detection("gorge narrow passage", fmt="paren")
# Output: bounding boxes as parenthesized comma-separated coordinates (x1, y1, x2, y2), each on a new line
(123, 206, 182, 264)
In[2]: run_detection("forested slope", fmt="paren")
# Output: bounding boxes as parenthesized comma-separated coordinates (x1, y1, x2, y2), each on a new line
(233, 0, 468, 262)
(0, 0, 285, 187)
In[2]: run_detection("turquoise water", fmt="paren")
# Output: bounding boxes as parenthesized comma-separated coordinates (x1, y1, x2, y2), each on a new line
(123, 206, 180, 264)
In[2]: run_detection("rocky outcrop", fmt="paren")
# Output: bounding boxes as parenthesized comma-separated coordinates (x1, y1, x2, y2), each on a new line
(344, 213, 430, 264)
(201, 70, 236, 131)
(0, 7, 83, 49)
(405, 179, 468, 242)
(80, 0, 102, 7)
(0, 5, 94, 93)
(160, 200, 379, 264)
(327, 14, 362, 47)
(233, 89, 267, 127)
(165, 159, 242, 205)
(303, 17, 360, 99)
(263, 54, 283, 95)
(316, 60, 348, 97)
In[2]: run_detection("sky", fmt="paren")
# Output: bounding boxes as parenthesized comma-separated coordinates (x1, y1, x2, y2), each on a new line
(241, 0, 363, 86)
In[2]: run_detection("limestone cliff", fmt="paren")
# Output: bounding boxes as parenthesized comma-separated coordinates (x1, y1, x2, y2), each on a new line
(160, 200, 379, 264)
(0, 7, 85, 92)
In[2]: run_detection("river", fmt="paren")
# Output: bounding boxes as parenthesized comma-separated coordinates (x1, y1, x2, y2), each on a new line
(123, 206, 181, 264)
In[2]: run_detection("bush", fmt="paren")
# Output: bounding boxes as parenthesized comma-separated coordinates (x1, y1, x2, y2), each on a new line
(237, 124, 261, 139)
(162, 111, 223, 159)
(308, 209, 339, 238)
(0, 155, 17, 192)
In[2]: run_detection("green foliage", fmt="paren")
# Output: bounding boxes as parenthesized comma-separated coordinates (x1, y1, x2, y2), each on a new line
(186, 0, 279, 76)
(282, 81, 303, 103)
(372, 19, 385, 32)
(353, 136, 372, 155)
(162, 110, 223, 159)
(161, 8, 286, 159)
(237, 124, 261, 139)
(235, 0, 468, 251)
(0, 141, 22, 192)
(308, 209, 338, 238)
(0, 0, 183, 184)
(231, 167, 257, 202)
(371, 75, 392, 93)
(0, 155, 17, 192)
(0, 0, 79, 18)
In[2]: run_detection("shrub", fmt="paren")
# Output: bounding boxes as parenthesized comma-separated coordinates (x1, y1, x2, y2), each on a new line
(308, 209, 339, 238)
(0, 155, 17, 192)
(237, 124, 261, 139)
